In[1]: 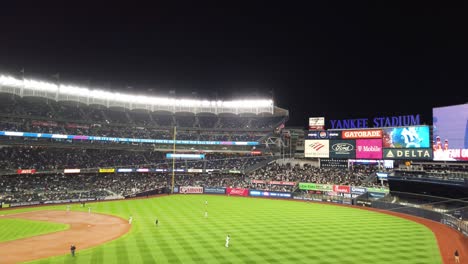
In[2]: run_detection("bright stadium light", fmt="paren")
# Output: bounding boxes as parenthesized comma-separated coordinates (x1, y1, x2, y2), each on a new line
(24, 79, 58, 92)
(0, 75, 24, 87)
(0, 73, 274, 113)
(60, 85, 89, 95)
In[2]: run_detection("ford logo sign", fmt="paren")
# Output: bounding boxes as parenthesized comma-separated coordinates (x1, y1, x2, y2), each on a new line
(332, 143, 354, 151)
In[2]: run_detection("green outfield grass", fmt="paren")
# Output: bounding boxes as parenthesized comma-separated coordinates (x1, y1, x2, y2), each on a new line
(0, 218, 68, 242)
(0, 195, 441, 264)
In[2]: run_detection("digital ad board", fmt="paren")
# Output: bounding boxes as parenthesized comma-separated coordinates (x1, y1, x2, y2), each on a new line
(304, 140, 329, 158)
(306, 130, 341, 139)
(382, 126, 430, 148)
(356, 139, 382, 159)
(329, 140, 356, 159)
(383, 148, 433, 160)
(433, 103, 468, 161)
(320, 158, 348, 169)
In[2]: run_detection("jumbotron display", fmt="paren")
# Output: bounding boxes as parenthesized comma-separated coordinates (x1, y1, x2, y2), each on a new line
(433, 103, 468, 161)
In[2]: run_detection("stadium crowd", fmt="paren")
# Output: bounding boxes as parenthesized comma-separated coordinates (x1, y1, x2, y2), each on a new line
(0, 152, 390, 203)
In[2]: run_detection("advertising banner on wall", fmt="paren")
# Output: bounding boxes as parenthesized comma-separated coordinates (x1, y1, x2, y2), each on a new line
(351, 186, 367, 195)
(320, 158, 348, 169)
(204, 187, 226, 194)
(17, 169, 36, 174)
(342, 129, 382, 139)
(382, 126, 430, 148)
(298, 183, 333, 191)
(249, 190, 292, 198)
(309, 117, 325, 130)
(433, 103, 468, 161)
(383, 148, 433, 160)
(329, 140, 356, 159)
(356, 139, 382, 159)
(333, 185, 350, 193)
(226, 188, 249, 196)
(306, 130, 341, 139)
(180, 186, 204, 194)
(305, 140, 329, 158)
(99, 168, 115, 173)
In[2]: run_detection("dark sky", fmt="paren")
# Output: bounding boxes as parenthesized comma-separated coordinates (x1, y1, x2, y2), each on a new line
(0, 2, 467, 128)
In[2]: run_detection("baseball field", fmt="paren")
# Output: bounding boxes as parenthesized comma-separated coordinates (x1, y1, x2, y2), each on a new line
(0, 195, 449, 263)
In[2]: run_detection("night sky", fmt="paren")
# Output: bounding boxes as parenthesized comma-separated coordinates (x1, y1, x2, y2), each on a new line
(0, 2, 467, 128)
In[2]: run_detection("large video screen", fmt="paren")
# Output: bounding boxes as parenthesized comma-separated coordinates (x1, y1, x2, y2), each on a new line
(433, 103, 468, 161)
(382, 126, 430, 148)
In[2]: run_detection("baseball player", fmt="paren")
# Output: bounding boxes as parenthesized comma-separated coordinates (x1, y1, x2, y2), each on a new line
(225, 234, 230, 248)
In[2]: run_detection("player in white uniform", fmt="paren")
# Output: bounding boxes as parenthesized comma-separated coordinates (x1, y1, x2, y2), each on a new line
(129, 216, 133, 224)
(225, 234, 230, 248)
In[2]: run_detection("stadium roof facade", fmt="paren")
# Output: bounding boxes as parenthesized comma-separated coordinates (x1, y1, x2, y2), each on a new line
(0, 74, 287, 115)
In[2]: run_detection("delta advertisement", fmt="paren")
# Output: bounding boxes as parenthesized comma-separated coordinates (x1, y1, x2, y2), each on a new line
(249, 190, 292, 198)
(356, 139, 382, 159)
(180, 186, 204, 194)
(382, 126, 430, 148)
(329, 140, 356, 159)
(383, 148, 433, 160)
(204, 187, 226, 194)
(304, 140, 329, 158)
(433, 103, 468, 161)
(226, 187, 249, 196)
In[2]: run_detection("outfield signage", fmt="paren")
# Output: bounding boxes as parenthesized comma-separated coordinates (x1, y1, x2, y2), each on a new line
(366, 187, 389, 193)
(329, 140, 356, 159)
(383, 148, 433, 160)
(0, 130, 260, 146)
(252, 180, 295, 185)
(356, 139, 382, 159)
(309, 117, 325, 130)
(64, 169, 80, 174)
(299, 183, 333, 191)
(180, 186, 203, 194)
(351, 186, 367, 195)
(306, 130, 341, 139)
(226, 188, 249, 196)
(249, 190, 292, 198)
(320, 159, 348, 169)
(329, 114, 420, 129)
(204, 187, 226, 194)
(304, 140, 329, 158)
(99, 168, 115, 173)
(117, 168, 133, 172)
(342, 130, 383, 139)
(333, 185, 350, 194)
(17, 169, 36, 174)
(382, 126, 430, 148)
(166, 153, 205, 159)
(188, 169, 203, 173)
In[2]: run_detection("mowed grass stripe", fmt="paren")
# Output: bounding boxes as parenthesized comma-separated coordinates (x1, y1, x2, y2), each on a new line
(0, 218, 68, 242)
(6, 195, 442, 264)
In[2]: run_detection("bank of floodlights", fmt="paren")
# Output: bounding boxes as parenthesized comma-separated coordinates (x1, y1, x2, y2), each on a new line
(0, 74, 273, 109)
